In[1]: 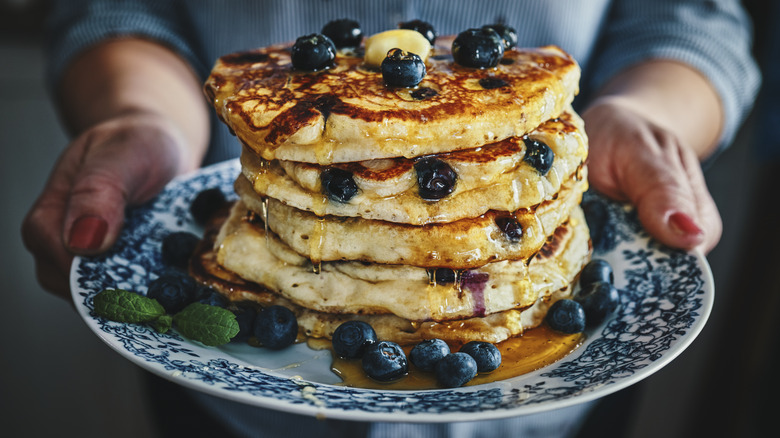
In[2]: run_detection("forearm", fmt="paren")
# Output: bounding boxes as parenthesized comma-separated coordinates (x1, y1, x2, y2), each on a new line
(55, 38, 210, 173)
(587, 60, 724, 160)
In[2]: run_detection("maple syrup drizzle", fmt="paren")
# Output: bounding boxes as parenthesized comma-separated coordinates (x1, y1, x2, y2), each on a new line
(313, 325, 584, 391)
(261, 198, 270, 249)
(309, 218, 325, 274)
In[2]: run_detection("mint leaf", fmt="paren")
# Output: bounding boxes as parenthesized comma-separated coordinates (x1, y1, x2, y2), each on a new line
(150, 315, 173, 334)
(94, 289, 165, 323)
(173, 303, 239, 346)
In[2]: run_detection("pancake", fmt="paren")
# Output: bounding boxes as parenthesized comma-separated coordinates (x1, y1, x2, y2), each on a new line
(235, 170, 587, 268)
(198, 33, 592, 348)
(195, 253, 574, 345)
(241, 109, 588, 225)
(204, 44, 580, 164)
(210, 201, 590, 322)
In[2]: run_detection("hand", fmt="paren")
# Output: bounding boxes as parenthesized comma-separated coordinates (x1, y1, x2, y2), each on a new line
(21, 114, 188, 299)
(582, 97, 722, 253)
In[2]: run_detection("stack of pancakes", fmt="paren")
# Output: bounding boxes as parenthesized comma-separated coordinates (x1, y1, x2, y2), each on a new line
(196, 36, 591, 345)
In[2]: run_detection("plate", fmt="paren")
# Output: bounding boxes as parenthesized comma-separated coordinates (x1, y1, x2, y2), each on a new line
(71, 159, 713, 422)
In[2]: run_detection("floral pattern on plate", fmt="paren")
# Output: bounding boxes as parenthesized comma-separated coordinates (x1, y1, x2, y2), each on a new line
(71, 159, 712, 422)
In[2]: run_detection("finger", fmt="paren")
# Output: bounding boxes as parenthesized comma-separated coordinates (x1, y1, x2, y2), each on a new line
(21, 140, 88, 298)
(62, 121, 182, 255)
(34, 256, 72, 300)
(626, 134, 707, 250)
(22, 206, 74, 300)
(680, 145, 722, 253)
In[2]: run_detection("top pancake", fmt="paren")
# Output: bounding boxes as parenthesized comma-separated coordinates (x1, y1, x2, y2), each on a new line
(204, 43, 580, 164)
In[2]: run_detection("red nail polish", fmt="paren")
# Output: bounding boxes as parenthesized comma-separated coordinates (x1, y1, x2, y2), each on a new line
(68, 215, 108, 250)
(668, 212, 703, 236)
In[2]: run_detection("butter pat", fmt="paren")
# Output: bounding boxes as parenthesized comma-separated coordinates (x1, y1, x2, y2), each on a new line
(364, 29, 431, 67)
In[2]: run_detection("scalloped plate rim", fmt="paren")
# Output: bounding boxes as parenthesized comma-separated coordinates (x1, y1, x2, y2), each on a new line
(70, 158, 714, 423)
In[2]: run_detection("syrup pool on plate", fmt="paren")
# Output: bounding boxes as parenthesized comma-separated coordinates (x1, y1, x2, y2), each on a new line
(309, 325, 585, 390)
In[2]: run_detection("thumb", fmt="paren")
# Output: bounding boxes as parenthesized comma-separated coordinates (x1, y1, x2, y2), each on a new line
(63, 119, 183, 254)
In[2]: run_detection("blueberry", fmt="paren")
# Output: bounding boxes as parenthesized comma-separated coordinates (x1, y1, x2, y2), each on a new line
(161, 231, 200, 270)
(478, 77, 509, 89)
(582, 197, 616, 253)
(190, 188, 227, 226)
(362, 341, 408, 382)
(332, 320, 378, 359)
(415, 157, 457, 200)
(195, 286, 228, 308)
(435, 352, 478, 388)
(433, 268, 456, 284)
(576, 282, 620, 327)
(495, 216, 522, 242)
(147, 271, 199, 314)
(291, 34, 336, 71)
(452, 28, 504, 68)
(459, 341, 501, 372)
(253, 305, 298, 349)
(321, 167, 358, 202)
(381, 48, 426, 88)
(410, 87, 438, 100)
(321, 18, 363, 48)
(409, 339, 450, 371)
(399, 19, 438, 44)
(523, 137, 554, 175)
(545, 299, 586, 334)
(481, 24, 518, 50)
(580, 259, 614, 287)
(231, 304, 257, 342)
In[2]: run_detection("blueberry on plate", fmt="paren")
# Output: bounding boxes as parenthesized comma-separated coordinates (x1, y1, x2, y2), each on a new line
(362, 341, 408, 382)
(321, 18, 363, 48)
(190, 187, 227, 226)
(495, 215, 523, 242)
(459, 341, 501, 372)
(291, 33, 336, 71)
(147, 270, 199, 314)
(545, 299, 586, 334)
(435, 352, 478, 388)
(231, 304, 257, 342)
(410, 338, 450, 371)
(161, 231, 200, 270)
(582, 197, 617, 253)
(381, 48, 427, 88)
(580, 259, 614, 288)
(332, 320, 378, 359)
(481, 24, 518, 50)
(253, 305, 298, 349)
(415, 157, 457, 200)
(195, 286, 228, 308)
(523, 137, 554, 175)
(321, 167, 359, 202)
(399, 19, 438, 44)
(576, 281, 620, 327)
(452, 28, 504, 68)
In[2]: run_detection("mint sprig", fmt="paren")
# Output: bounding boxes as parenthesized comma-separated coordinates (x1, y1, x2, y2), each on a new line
(150, 314, 173, 334)
(94, 289, 239, 345)
(173, 302, 240, 346)
(94, 289, 166, 324)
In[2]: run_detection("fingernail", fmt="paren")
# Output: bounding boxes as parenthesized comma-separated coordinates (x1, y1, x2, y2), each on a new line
(68, 215, 108, 250)
(668, 212, 703, 236)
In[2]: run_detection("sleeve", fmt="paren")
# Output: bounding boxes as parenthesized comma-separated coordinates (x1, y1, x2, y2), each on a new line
(44, 0, 206, 92)
(585, 0, 761, 150)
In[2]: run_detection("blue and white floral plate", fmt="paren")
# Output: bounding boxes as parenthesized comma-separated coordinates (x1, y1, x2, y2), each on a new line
(71, 159, 713, 422)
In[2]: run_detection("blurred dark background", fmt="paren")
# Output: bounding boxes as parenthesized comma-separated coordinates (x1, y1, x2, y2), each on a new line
(0, 0, 776, 436)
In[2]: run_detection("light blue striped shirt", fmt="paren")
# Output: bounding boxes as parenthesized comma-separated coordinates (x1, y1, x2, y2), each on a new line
(46, 0, 760, 167)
